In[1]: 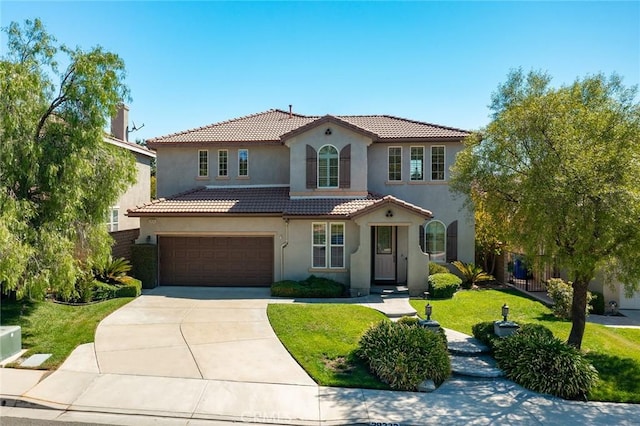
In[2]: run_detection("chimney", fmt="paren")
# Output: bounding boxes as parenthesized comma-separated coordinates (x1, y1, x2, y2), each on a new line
(289, 104, 292, 118)
(111, 103, 129, 141)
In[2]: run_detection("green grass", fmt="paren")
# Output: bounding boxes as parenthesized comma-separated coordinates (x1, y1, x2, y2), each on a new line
(267, 303, 390, 389)
(1, 297, 133, 369)
(410, 288, 640, 403)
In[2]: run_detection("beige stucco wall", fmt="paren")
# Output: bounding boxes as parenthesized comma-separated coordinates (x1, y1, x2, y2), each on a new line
(117, 152, 152, 231)
(589, 272, 640, 310)
(366, 142, 475, 264)
(156, 145, 290, 197)
(285, 124, 372, 196)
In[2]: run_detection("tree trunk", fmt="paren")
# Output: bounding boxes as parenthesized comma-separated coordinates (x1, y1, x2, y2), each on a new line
(567, 278, 590, 349)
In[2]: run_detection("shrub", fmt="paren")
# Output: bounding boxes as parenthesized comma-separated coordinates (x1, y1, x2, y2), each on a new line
(451, 261, 494, 289)
(428, 273, 462, 299)
(517, 323, 554, 340)
(397, 316, 420, 327)
(358, 321, 450, 390)
(546, 278, 593, 319)
(589, 291, 605, 315)
(494, 329, 598, 400)
(472, 321, 499, 350)
(131, 244, 158, 289)
(429, 262, 449, 275)
(271, 275, 345, 298)
(93, 256, 132, 284)
(93, 277, 141, 300)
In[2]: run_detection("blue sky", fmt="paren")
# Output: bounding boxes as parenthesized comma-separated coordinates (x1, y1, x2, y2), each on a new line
(2, 1, 638, 142)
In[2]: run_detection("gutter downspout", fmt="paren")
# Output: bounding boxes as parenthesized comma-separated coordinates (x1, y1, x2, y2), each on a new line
(280, 218, 289, 281)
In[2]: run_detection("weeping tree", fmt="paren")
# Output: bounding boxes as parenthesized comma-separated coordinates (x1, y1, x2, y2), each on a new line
(0, 19, 136, 300)
(451, 69, 640, 348)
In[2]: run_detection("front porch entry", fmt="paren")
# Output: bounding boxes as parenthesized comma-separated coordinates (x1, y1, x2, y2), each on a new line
(372, 225, 408, 284)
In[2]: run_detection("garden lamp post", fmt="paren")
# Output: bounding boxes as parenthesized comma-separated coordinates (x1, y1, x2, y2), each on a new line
(495, 303, 519, 338)
(425, 303, 432, 321)
(502, 303, 509, 322)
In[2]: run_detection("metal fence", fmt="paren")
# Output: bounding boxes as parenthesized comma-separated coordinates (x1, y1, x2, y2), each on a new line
(506, 252, 558, 293)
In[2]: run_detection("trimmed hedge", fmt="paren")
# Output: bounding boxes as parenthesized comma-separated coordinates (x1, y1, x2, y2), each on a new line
(271, 275, 345, 298)
(131, 244, 158, 289)
(589, 291, 605, 315)
(428, 273, 462, 299)
(494, 324, 598, 400)
(358, 321, 450, 390)
(429, 262, 449, 275)
(93, 277, 141, 300)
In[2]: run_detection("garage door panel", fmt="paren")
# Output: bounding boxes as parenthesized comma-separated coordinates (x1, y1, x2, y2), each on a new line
(159, 236, 273, 287)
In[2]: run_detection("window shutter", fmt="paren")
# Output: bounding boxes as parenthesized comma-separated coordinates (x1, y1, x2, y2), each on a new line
(419, 224, 425, 253)
(339, 144, 351, 188)
(446, 220, 458, 262)
(306, 145, 317, 189)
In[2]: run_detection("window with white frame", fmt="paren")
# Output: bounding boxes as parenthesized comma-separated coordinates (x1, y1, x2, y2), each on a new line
(312, 222, 345, 268)
(425, 220, 446, 262)
(318, 145, 339, 188)
(106, 207, 119, 232)
(431, 146, 445, 181)
(218, 149, 228, 177)
(198, 150, 208, 177)
(238, 149, 248, 177)
(388, 147, 402, 181)
(410, 146, 424, 181)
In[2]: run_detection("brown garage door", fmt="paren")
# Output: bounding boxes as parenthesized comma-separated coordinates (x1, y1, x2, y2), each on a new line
(159, 236, 273, 286)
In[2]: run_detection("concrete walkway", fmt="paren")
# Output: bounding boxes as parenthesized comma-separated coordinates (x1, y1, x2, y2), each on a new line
(2, 287, 639, 425)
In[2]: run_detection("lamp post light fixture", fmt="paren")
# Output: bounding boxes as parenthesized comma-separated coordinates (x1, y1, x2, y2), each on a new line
(425, 303, 432, 321)
(502, 304, 509, 322)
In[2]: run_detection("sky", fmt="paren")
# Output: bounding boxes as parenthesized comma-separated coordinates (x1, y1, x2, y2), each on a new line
(1, 1, 639, 142)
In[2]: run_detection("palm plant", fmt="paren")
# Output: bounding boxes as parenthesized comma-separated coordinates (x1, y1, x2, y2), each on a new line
(451, 261, 494, 289)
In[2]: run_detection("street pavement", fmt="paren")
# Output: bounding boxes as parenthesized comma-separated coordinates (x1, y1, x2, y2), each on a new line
(1, 287, 639, 425)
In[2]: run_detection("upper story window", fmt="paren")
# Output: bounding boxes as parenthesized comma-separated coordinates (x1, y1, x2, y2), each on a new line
(106, 207, 119, 232)
(425, 220, 446, 263)
(410, 146, 424, 181)
(388, 147, 402, 181)
(198, 150, 208, 177)
(318, 145, 339, 188)
(218, 149, 228, 177)
(238, 149, 249, 177)
(431, 146, 445, 181)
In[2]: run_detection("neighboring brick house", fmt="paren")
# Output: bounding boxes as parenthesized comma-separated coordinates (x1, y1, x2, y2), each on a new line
(106, 105, 156, 261)
(128, 108, 473, 296)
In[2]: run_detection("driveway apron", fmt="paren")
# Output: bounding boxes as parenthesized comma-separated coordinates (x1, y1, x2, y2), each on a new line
(93, 287, 315, 386)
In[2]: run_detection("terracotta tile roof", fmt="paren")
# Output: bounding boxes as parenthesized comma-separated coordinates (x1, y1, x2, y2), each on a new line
(127, 186, 290, 215)
(146, 109, 469, 146)
(128, 186, 432, 219)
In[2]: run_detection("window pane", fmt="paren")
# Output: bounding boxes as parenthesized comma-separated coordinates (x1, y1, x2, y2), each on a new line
(198, 151, 208, 177)
(431, 146, 445, 180)
(238, 149, 248, 176)
(377, 226, 392, 254)
(330, 247, 344, 268)
(388, 147, 401, 181)
(426, 221, 445, 262)
(410, 147, 423, 180)
(218, 150, 228, 176)
(330, 224, 344, 245)
(318, 145, 338, 188)
(313, 247, 326, 268)
(313, 223, 326, 244)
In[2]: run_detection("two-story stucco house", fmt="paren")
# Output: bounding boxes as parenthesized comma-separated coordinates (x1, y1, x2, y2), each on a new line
(106, 105, 156, 260)
(128, 108, 472, 296)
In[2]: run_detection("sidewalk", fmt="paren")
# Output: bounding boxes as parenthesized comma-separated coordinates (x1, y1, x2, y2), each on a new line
(2, 289, 640, 425)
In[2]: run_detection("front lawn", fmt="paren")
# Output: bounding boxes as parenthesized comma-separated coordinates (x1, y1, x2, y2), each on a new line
(1, 297, 133, 369)
(267, 303, 389, 389)
(410, 289, 640, 403)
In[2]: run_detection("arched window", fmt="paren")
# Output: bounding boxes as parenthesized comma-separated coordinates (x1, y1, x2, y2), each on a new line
(318, 145, 339, 188)
(425, 220, 446, 263)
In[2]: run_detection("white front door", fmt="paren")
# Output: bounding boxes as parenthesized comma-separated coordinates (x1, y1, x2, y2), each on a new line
(375, 226, 396, 281)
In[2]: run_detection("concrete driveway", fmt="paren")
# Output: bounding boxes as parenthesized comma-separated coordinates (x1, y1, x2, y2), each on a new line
(94, 286, 315, 386)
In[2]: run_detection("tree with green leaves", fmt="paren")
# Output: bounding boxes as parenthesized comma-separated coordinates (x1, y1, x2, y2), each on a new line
(0, 19, 136, 300)
(451, 69, 640, 348)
